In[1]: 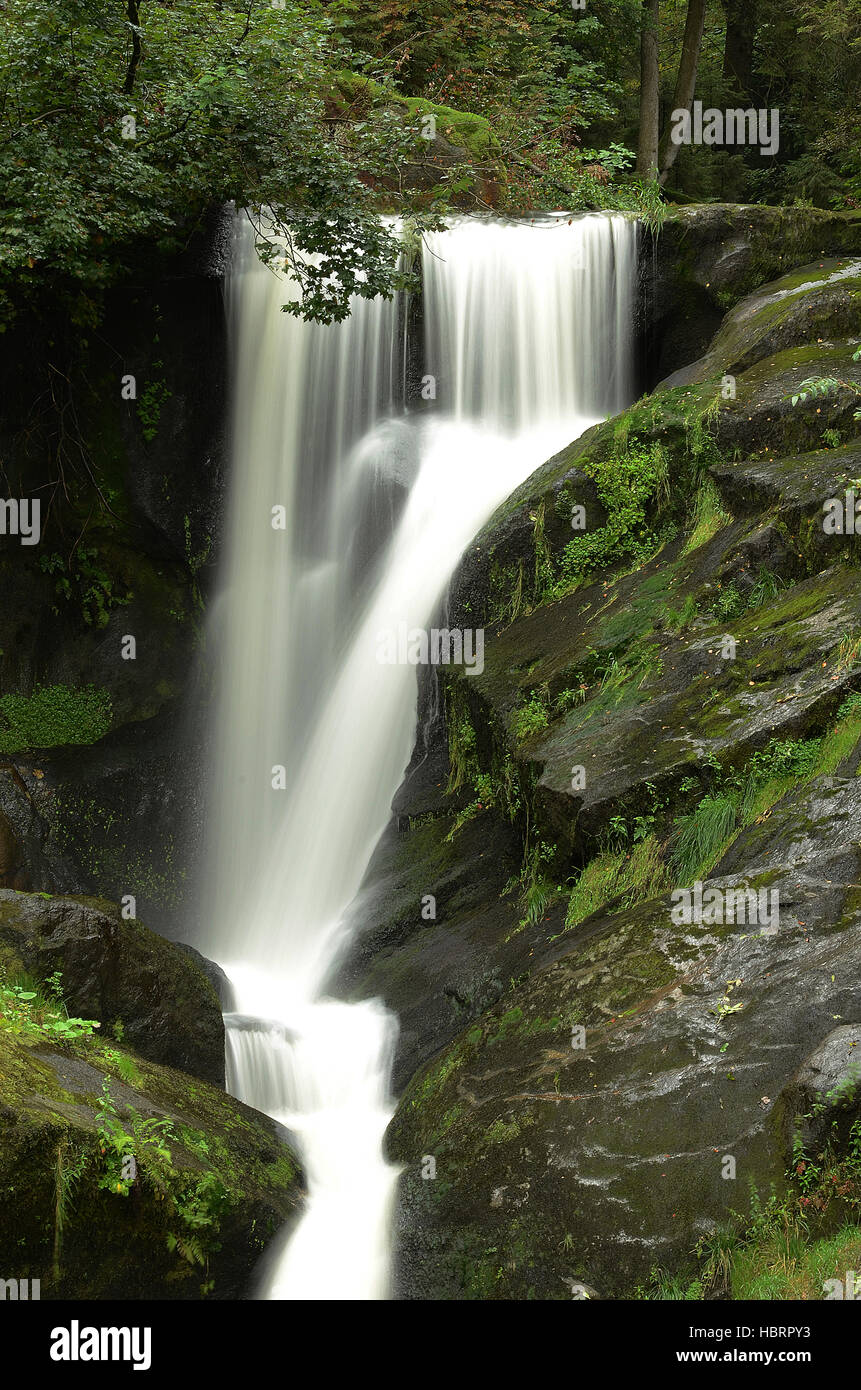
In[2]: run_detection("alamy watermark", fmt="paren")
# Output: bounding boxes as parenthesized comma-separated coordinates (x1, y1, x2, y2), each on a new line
(823, 490, 861, 534)
(0, 498, 40, 546)
(670, 102, 779, 158)
(0, 1276, 39, 1299)
(376, 624, 484, 675)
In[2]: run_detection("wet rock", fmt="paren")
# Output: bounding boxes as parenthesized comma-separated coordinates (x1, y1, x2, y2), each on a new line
(778, 1024, 861, 1152)
(334, 783, 559, 1093)
(386, 776, 861, 1298)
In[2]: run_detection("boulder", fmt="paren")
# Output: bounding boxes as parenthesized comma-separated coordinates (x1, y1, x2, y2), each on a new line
(0, 1028, 301, 1299)
(0, 890, 225, 1086)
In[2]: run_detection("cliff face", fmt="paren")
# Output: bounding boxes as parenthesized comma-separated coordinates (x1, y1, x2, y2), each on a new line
(4, 203, 861, 1300)
(0, 216, 231, 937)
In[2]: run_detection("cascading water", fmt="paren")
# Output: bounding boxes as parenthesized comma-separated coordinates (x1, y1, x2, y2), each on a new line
(200, 211, 637, 1300)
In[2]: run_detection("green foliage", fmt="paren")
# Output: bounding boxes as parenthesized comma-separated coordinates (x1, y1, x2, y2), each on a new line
(39, 548, 132, 628)
(504, 835, 557, 934)
(102, 1046, 143, 1088)
(709, 582, 745, 621)
(511, 689, 550, 743)
(671, 793, 739, 885)
(0, 0, 422, 326)
(788, 349, 861, 418)
(137, 368, 172, 443)
(670, 693, 861, 884)
(96, 1078, 172, 1197)
(0, 968, 101, 1044)
(563, 833, 667, 933)
(681, 478, 732, 557)
(52, 1138, 89, 1282)
(0, 684, 112, 752)
(633, 1267, 704, 1300)
(555, 440, 670, 591)
(665, 592, 698, 632)
(446, 697, 479, 793)
(708, 563, 786, 621)
(96, 1080, 234, 1279)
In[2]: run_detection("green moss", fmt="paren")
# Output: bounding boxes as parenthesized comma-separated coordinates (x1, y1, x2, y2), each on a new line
(330, 72, 502, 174)
(136, 367, 172, 443)
(0, 684, 112, 752)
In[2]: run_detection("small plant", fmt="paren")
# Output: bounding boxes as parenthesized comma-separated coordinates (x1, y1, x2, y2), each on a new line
(0, 969, 101, 1044)
(137, 366, 173, 442)
(96, 1078, 173, 1197)
(512, 689, 550, 743)
(102, 1046, 143, 1087)
(835, 630, 861, 672)
(787, 349, 861, 420)
(747, 566, 787, 609)
(709, 978, 744, 1020)
(709, 582, 745, 621)
(53, 1138, 88, 1282)
(681, 478, 732, 556)
(671, 794, 738, 885)
(665, 592, 698, 631)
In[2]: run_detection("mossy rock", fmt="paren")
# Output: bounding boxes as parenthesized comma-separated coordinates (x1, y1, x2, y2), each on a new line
(387, 776, 861, 1298)
(0, 1029, 301, 1299)
(0, 703, 206, 936)
(691, 257, 861, 383)
(0, 889, 225, 1085)
(648, 205, 861, 383)
(328, 72, 505, 207)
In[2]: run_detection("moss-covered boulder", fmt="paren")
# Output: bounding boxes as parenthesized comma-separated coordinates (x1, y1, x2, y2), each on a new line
(0, 1028, 301, 1299)
(328, 73, 505, 208)
(0, 890, 225, 1085)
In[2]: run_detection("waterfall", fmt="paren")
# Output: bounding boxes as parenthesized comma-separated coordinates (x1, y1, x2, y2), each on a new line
(200, 211, 637, 1300)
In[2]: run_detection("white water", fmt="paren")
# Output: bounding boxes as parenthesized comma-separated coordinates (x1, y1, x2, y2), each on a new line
(201, 212, 636, 1300)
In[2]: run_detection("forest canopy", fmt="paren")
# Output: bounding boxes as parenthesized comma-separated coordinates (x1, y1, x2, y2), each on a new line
(1, 0, 860, 324)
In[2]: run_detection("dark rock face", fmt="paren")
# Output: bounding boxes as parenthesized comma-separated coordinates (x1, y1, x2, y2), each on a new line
(0, 705, 209, 938)
(0, 890, 225, 1086)
(0, 222, 229, 932)
(780, 1024, 861, 1152)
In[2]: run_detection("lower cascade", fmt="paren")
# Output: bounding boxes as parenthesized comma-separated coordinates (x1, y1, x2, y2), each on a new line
(201, 212, 637, 1299)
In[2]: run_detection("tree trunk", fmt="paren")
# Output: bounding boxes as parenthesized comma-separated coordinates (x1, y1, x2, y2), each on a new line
(123, 1, 142, 97)
(637, 0, 660, 179)
(722, 0, 758, 97)
(658, 0, 707, 185)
